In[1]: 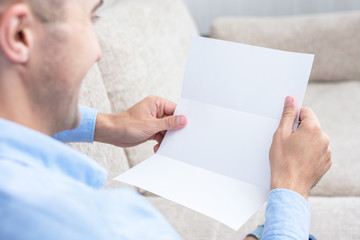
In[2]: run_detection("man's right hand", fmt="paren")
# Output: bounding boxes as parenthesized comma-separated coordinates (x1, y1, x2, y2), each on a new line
(269, 96, 332, 200)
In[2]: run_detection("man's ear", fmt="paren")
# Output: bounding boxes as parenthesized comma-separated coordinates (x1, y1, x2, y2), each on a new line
(0, 3, 34, 63)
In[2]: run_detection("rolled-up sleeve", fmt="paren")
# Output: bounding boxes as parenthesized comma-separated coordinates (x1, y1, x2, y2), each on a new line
(53, 105, 98, 143)
(262, 189, 311, 240)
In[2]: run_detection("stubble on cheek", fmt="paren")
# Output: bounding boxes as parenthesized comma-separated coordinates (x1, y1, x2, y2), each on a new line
(34, 25, 83, 132)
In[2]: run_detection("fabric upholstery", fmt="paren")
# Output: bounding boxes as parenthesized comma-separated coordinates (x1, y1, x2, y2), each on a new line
(148, 196, 360, 240)
(304, 80, 360, 197)
(309, 197, 360, 239)
(210, 11, 360, 82)
(94, 0, 199, 170)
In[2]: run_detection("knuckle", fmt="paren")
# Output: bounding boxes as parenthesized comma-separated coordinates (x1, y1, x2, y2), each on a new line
(300, 107, 318, 122)
(328, 147, 332, 158)
(322, 133, 330, 146)
(306, 123, 322, 133)
(282, 106, 295, 118)
(313, 123, 322, 132)
(325, 136, 330, 146)
(274, 128, 281, 136)
(303, 107, 315, 116)
(329, 157, 333, 166)
(273, 129, 283, 140)
(305, 107, 314, 114)
(164, 117, 172, 128)
(325, 158, 332, 172)
(146, 95, 157, 102)
(165, 117, 177, 129)
(325, 147, 332, 164)
(299, 107, 310, 117)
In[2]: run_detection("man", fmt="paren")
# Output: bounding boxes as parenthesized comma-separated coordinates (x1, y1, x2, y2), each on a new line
(0, 0, 331, 239)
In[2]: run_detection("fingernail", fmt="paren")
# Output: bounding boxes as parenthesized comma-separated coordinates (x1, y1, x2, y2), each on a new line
(178, 116, 185, 125)
(285, 96, 293, 107)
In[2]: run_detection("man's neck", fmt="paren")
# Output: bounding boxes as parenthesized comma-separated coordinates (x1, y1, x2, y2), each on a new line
(0, 72, 54, 136)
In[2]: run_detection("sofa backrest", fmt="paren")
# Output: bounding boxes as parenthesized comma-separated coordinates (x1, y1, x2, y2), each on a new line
(211, 11, 360, 82)
(71, 0, 198, 188)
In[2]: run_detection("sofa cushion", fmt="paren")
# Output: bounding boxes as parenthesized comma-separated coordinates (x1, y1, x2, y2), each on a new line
(308, 196, 360, 239)
(147, 196, 266, 240)
(210, 11, 360, 81)
(304, 80, 360, 197)
(69, 64, 132, 189)
(148, 195, 360, 240)
(94, 0, 199, 169)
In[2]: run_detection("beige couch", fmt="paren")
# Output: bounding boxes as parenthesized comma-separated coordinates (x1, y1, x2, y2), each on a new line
(71, 0, 360, 239)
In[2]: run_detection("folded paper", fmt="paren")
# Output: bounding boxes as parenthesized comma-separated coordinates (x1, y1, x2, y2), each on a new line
(115, 36, 314, 230)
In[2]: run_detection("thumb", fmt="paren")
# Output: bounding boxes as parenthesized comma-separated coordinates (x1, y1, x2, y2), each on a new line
(278, 96, 298, 136)
(156, 115, 187, 131)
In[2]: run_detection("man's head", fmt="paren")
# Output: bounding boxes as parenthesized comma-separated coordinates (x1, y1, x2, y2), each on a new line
(0, 0, 103, 135)
(1, 0, 66, 22)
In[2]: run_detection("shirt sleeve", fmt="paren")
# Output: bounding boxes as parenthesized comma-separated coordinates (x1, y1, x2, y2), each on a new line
(262, 189, 311, 240)
(0, 159, 181, 240)
(53, 105, 98, 143)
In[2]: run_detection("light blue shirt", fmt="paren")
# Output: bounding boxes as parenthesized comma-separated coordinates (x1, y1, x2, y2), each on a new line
(0, 105, 311, 240)
(263, 190, 311, 240)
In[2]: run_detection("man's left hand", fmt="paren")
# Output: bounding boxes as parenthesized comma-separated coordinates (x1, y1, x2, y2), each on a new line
(94, 96, 187, 152)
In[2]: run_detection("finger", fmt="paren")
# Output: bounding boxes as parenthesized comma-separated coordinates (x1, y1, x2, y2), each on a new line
(299, 107, 320, 123)
(154, 144, 160, 153)
(155, 115, 187, 131)
(153, 131, 167, 150)
(154, 97, 178, 117)
(162, 99, 177, 116)
(298, 107, 321, 130)
(326, 147, 332, 170)
(154, 132, 163, 144)
(277, 96, 298, 136)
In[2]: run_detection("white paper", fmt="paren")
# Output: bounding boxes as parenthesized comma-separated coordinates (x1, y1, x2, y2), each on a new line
(115, 37, 314, 230)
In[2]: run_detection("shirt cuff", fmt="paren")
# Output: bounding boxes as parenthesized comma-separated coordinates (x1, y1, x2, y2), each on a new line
(262, 189, 311, 240)
(247, 224, 264, 240)
(53, 105, 98, 143)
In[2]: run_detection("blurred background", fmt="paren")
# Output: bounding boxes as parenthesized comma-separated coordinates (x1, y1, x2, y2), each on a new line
(183, 0, 360, 35)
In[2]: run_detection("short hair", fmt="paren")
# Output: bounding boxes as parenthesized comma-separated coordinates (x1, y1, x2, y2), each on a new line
(0, 0, 65, 22)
